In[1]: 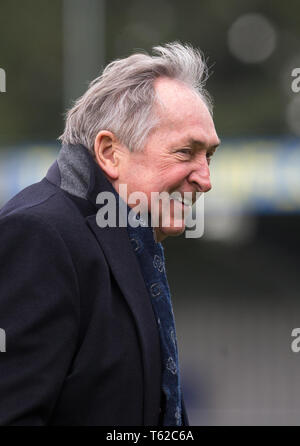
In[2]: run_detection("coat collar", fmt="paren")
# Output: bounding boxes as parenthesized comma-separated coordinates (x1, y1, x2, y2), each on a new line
(46, 144, 162, 425)
(46, 143, 117, 209)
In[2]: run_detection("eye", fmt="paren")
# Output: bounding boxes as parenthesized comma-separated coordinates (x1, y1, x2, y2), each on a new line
(206, 152, 213, 163)
(177, 148, 192, 155)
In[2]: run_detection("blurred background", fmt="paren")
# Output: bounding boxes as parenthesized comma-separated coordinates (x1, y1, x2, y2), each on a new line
(0, 0, 300, 425)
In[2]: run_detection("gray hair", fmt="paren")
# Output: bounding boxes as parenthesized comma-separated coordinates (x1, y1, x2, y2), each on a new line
(59, 42, 212, 154)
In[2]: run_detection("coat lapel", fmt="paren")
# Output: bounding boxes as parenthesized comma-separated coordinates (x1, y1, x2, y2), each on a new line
(86, 216, 161, 425)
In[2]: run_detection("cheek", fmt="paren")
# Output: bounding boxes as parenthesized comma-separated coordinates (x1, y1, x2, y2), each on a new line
(130, 156, 191, 194)
(127, 170, 160, 200)
(161, 166, 191, 190)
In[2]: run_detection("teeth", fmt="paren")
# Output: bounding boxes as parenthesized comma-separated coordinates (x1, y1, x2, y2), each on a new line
(182, 197, 193, 206)
(170, 193, 193, 207)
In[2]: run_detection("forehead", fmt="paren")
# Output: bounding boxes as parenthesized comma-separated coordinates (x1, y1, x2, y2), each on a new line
(153, 77, 218, 148)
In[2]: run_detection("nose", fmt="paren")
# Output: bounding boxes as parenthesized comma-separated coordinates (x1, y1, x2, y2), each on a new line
(188, 161, 212, 193)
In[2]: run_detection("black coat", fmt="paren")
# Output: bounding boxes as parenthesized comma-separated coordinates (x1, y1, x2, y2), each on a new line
(0, 144, 189, 426)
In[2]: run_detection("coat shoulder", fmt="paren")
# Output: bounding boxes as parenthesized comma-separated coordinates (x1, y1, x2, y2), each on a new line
(0, 177, 96, 241)
(1, 177, 80, 222)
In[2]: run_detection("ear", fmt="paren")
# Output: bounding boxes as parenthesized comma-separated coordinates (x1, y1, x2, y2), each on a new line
(94, 131, 120, 180)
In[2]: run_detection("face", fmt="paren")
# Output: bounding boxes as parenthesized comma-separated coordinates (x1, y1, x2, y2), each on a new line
(116, 78, 220, 242)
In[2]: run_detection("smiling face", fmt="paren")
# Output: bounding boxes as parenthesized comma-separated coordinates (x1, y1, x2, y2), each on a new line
(115, 77, 220, 242)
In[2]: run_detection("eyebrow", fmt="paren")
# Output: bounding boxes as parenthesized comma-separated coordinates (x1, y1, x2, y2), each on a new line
(186, 138, 221, 152)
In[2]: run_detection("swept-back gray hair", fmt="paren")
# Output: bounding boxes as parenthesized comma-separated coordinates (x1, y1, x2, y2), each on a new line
(59, 42, 212, 154)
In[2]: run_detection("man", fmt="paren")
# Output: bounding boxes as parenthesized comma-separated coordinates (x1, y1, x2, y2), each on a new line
(0, 42, 220, 425)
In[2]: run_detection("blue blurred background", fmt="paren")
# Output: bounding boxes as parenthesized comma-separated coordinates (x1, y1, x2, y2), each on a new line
(1, 0, 300, 425)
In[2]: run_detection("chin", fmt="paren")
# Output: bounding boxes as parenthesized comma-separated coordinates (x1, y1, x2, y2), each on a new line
(159, 223, 186, 240)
